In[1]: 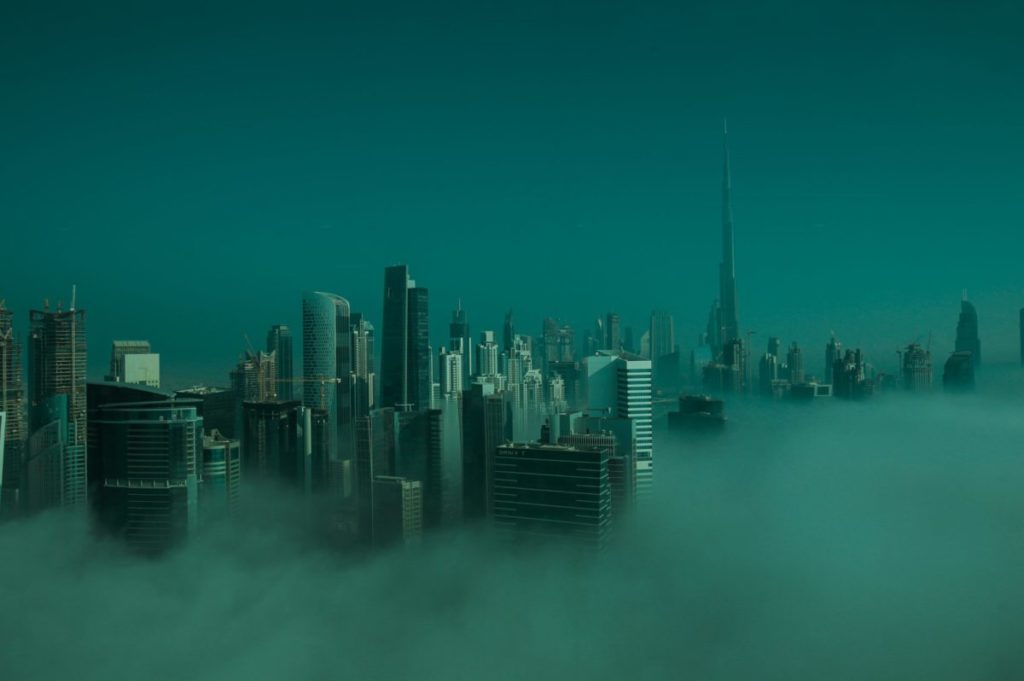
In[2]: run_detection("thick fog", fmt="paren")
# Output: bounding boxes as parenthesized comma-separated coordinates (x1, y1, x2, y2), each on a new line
(3, 378, 1024, 680)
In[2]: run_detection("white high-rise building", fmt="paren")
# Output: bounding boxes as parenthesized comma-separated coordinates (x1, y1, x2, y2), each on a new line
(439, 347, 463, 397)
(108, 340, 160, 388)
(583, 351, 653, 499)
(475, 331, 500, 378)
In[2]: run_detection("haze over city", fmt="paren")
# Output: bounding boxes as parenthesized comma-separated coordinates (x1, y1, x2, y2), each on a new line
(2, 1, 1024, 680)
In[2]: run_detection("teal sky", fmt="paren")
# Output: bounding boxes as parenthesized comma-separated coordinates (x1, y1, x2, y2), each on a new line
(2, 0, 1022, 386)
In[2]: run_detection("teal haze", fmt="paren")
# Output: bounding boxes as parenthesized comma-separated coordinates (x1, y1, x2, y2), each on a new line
(2, 0, 1022, 385)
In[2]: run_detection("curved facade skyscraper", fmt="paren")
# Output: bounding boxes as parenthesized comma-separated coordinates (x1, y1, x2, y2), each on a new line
(302, 291, 352, 459)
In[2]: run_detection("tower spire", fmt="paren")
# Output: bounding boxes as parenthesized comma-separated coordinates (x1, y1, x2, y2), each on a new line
(718, 120, 739, 348)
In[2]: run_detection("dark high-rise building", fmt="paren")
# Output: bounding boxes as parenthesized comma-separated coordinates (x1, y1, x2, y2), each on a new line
(87, 381, 170, 512)
(833, 349, 873, 400)
(380, 266, 430, 412)
(943, 351, 975, 393)
(351, 314, 376, 418)
(901, 343, 932, 392)
(492, 443, 611, 550)
(503, 309, 515, 355)
(174, 386, 235, 438)
(717, 122, 740, 354)
(371, 476, 422, 548)
(425, 400, 463, 528)
(27, 303, 87, 511)
(462, 382, 506, 519)
(94, 400, 202, 553)
(201, 429, 240, 522)
(240, 400, 302, 483)
(758, 352, 778, 396)
(605, 312, 621, 351)
(0, 304, 26, 514)
(954, 296, 980, 369)
(266, 325, 294, 401)
(825, 335, 842, 383)
(449, 303, 471, 387)
(355, 407, 396, 544)
(787, 342, 804, 385)
(302, 291, 353, 459)
(407, 287, 431, 412)
(1020, 309, 1024, 367)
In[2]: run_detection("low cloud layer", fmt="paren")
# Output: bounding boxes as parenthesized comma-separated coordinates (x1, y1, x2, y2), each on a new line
(3, 381, 1024, 680)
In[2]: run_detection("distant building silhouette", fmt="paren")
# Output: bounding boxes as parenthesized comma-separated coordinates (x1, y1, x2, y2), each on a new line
(954, 295, 980, 369)
(942, 351, 975, 392)
(901, 343, 932, 392)
(266, 325, 293, 400)
(716, 122, 740, 357)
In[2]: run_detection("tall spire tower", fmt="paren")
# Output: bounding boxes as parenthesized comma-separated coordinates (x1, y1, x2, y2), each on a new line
(718, 119, 739, 348)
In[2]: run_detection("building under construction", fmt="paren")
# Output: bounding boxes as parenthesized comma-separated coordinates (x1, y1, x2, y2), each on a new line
(0, 303, 27, 514)
(26, 301, 88, 511)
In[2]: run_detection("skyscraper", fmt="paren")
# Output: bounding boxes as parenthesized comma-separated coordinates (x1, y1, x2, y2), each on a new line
(503, 309, 515, 355)
(717, 121, 740, 354)
(787, 342, 805, 385)
(475, 330, 500, 379)
(94, 399, 202, 553)
(942, 351, 974, 393)
(27, 301, 87, 510)
(380, 265, 430, 412)
(492, 442, 611, 551)
(954, 295, 980, 369)
(266, 325, 294, 401)
(302, 291, 352, 459)
(605, 312, 621, 351)
(825, 335, 842, 383)
(449, 303, 471, 386)
(240, 400, 303, 483)
(106, 340, 160, 388)
(371, 476, 422, 548)
(0, 304, 26, 514)
(901, 343, 932, 392)
(583, 352, 653, 500)
(201, 429, 240, 522)
(351, 314, 376, 418)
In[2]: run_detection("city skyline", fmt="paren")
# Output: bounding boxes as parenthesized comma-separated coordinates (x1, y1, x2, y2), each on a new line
(4, 2, 1024, 383)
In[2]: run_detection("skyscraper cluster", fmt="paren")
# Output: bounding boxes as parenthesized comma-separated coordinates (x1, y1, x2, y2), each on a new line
(0, 125, 1009, 555)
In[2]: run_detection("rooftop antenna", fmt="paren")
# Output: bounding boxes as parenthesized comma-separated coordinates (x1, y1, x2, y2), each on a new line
(71, 284, 77, 312)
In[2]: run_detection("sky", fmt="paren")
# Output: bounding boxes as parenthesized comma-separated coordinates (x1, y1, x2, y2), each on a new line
(1, 0, 1023, 386)
(3, 389, 1024, 680)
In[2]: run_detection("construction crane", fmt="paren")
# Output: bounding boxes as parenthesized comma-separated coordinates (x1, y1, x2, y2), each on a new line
(272, 376, 344, 411)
